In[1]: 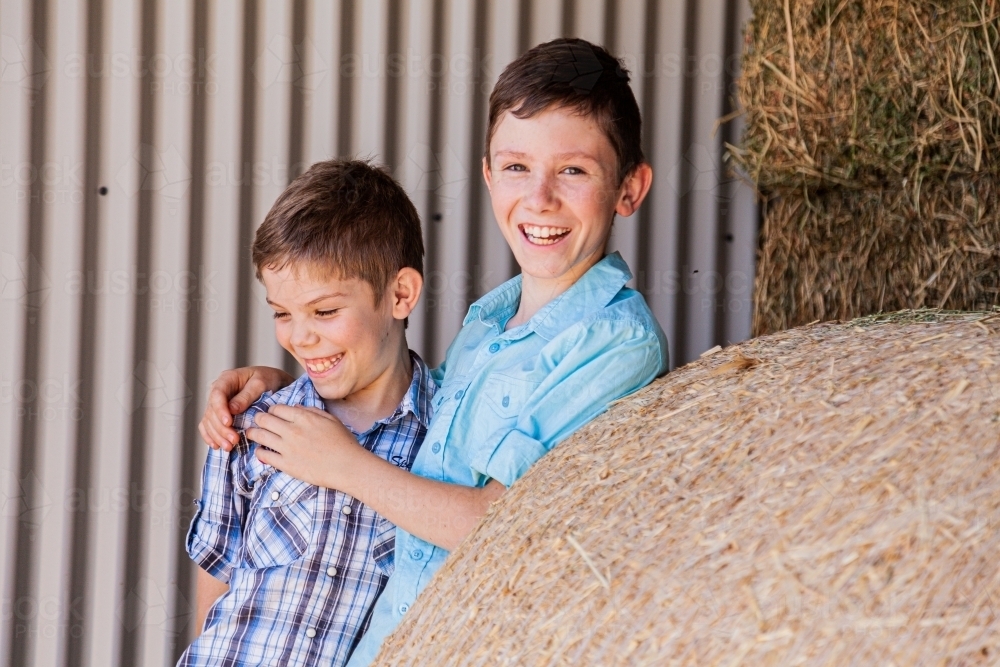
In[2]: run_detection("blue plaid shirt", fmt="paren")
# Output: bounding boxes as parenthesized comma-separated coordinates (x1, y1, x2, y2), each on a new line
(179, 353, 433, 667)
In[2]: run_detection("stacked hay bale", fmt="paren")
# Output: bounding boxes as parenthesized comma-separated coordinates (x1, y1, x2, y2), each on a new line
(730, 0, 1000, 335)
(375, 311, 1000, 666)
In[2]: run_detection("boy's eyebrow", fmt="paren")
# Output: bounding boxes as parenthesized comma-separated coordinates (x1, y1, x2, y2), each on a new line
(493, 149, 600, 162)
(265, 292, 348, 307)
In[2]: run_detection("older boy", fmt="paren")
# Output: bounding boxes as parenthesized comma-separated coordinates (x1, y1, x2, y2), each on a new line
(200, 38, 668, 665)
(179, 160, 434, 666)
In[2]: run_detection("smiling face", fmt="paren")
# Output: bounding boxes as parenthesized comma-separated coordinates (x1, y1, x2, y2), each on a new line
(261, 263, 406, 404)
(484, 105, 649, 294)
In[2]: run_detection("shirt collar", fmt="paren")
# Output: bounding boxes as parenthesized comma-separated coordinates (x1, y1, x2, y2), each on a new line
(379, 351, 434, 428)
(463, 252, 632, 340)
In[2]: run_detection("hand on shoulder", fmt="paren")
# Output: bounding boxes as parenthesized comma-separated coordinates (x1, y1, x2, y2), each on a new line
(198, 366, 295, 450)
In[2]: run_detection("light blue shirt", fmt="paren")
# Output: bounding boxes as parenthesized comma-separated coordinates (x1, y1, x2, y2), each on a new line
(347, 252, 668, 666)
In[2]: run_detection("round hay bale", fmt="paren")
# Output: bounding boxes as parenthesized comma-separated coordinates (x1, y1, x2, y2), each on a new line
(374, 311, 1000, 666)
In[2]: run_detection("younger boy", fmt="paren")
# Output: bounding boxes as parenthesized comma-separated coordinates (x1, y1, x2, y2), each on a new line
(179, 160, 435, 667)
(199, 38, 668, 665)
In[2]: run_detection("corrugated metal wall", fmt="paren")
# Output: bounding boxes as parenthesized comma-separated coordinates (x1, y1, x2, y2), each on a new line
(0, 0, 757, 665)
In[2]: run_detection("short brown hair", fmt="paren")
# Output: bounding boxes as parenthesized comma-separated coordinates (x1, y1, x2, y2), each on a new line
(252, 159, 423, 304)
(485, 38, 644, 183)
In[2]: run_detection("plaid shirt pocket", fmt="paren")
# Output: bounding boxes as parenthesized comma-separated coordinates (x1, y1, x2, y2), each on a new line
(371, 516, 396, 577)
(243, 473, 318, 569)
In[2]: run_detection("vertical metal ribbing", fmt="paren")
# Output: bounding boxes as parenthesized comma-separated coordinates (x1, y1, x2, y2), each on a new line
(561, 0, 576, 37)
(464, 0, 490, 301)
(713, 0, 742, 348)
(383, 0, 403, 173)
(63, 0, 105, 663)
(0, 5, 30, 665)
(672, 0, 701, 365)
(635, 0, 659, 302)
(233, 0, 258, 368)
(281, 0, 310, 377)
(421, 0, 447, 364)
(336, 0, 355, 157)
(249, 0, 293, 370)
(7, 0, 49, 664)
(602, 0, 616, 50)
(117, 0, 159, 663)
(169, 0, 211, 657)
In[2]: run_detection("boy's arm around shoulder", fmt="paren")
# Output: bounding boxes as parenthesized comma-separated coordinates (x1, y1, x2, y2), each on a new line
(469, 314, 667, 488)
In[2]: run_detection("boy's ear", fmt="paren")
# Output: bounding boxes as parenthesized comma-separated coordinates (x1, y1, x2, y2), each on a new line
(614, 162, 653, 218)
(481, 157, 492, 192)
(389, 267, 423, 321)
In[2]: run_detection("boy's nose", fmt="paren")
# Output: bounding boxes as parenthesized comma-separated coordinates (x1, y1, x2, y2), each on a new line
(523, 173, 558, 211)
(289, 321, 319, 347)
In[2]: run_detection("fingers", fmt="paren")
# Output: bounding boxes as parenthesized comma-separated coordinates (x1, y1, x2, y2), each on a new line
(198, 421, 221, 450)
(264, 404, 298, 422)
(255, 446, 281, 469)
(199, 404, 237, 450)
(246, 427, 281, 453)
(228, 378, 262, 415)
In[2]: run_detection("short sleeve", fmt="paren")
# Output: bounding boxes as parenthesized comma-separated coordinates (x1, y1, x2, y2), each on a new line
(186, 444, 246, 583)
(468, 318, 664, 487)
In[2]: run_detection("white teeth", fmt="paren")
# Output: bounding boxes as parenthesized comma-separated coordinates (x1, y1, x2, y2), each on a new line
(522, 224, 569, 243)
(306, 355, 341, 372)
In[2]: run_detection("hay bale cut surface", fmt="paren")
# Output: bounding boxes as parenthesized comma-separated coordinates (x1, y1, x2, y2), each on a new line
(375, 311, 1000, 666)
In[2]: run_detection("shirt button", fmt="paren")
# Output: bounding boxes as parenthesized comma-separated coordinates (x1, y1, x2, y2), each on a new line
(305, 628, 317, 638)
(270, 491, 279, 501)
(399, 604, 409, 614)
(502, 396, 510, 407)
(326, 566, 338, 577)
(411, 549, 423, 560)
(342, 505, 352, 515)
(489, 342, 500, 353)
(454, 390, 464, 400)
(431, 442, 441, 454)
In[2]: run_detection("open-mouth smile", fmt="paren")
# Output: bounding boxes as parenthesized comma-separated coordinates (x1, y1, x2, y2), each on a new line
(520, 224, 570, 246)
(303, 353, 344, 377)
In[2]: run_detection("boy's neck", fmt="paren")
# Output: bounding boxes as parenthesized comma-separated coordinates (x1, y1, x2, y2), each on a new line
(323, 342, 414, 432)
(505, 256, 600, 330)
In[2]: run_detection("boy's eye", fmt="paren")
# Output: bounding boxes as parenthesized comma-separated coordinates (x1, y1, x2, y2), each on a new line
(504, 163, 527, 172)
(272, 311, 290, 320)
(316, 309, 339, 317)
(562, 166, 585, 175)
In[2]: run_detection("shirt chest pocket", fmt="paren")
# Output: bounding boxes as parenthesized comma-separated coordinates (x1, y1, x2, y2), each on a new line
(481, 375, 540, 423)
(243, 474, 318, 569)
(371, 516, 396, 577)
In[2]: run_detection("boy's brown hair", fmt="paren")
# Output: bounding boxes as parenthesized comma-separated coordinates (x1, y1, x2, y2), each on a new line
(485, 38, 644, 184)
(252, 159, 423, 305)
